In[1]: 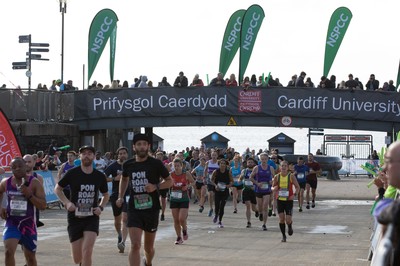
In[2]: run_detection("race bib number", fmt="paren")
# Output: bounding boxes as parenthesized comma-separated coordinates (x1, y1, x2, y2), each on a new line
(233, 177, 239, 183)
(217, 182, 226, 191)
(278, 189, 289, 198)
(10, 196, 27, 216)
(260, 182, 269, 190)
(244, 180, 253, 186)
(170, 190, 183, 199)
(297, 173, 305, 180)
(134, 194, 153, 210)
(75, 203, 94, 217)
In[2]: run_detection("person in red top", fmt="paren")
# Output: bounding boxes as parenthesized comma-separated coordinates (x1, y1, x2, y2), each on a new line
(226, 73, 238, 87)
(190, 74, 204, 87)
(305, 153, 322, 209)
(170, 158, 195, 244)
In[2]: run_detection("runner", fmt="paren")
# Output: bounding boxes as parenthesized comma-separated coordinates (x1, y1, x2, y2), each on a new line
(23, 154, 45, 228)
(250, 153, 275, 231)
(104, 146, 129, 253)
(57, 150, 77, 200)
(117, 134, 172, 266)
(204, 151, 219, 217)
(272, 160, 300, 242)
(0, 157, 46, 266)
(191, 157, 207, 213)
(54, 146, 109, 266)
(305, 153, 321, 209)
(268, 153, 279, 217)
(294, 156, 309, 212)
(211, 159, 233, 228)
(239, 157, 259, 228)
(230, 155, 243, 213)
(155, 152, 170, 221)
(170, 158, 195, 244)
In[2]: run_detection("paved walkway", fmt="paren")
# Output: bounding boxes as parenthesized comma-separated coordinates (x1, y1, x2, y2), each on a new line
(2, 177, 376, 265)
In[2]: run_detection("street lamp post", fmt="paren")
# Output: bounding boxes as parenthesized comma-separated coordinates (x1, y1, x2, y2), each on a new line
(59, 0, 67, 83)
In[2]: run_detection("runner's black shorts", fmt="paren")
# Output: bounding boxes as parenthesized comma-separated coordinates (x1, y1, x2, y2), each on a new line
(255, 191, 271, 198)
(242, 189, 256, 205)
(232, 184, 243, 190)
(277, 200, 293, 216)
(170, 201, 189, 209)
(298, 182, 306, 190)
(207, 184, 215, 192)
(127, 209, 159, 233)
(306, 178, 318, 189)
(110, 197, 127, 217)
(195, 182, 204, 190)
(67, 215, 99, 243)
(159, 188, 169, 198)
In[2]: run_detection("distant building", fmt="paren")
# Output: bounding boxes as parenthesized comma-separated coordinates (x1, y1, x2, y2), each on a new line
(201, 132, 230, 149)
(152, 133, 164, 151)
(268, 133, 296, 154)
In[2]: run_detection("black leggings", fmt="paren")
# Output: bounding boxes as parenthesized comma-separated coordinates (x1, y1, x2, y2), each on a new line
(215, 191, 228, 221)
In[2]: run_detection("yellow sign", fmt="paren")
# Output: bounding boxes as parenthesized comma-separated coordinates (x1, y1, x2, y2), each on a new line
(227, 116, 237, 126)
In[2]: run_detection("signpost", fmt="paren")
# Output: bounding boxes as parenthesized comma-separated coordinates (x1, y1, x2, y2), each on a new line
(308, 128, 324, 154)
(12, 35, 50, 89)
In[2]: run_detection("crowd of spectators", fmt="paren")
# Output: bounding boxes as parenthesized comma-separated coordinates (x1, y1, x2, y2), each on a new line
(5, 71, 397, 92)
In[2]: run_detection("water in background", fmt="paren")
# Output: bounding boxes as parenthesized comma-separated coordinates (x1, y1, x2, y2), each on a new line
(153, 126, 388, 155)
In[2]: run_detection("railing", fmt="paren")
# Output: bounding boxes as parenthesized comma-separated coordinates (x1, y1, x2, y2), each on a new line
(0, 89, 74, 122)
(339, 159, 379, 176)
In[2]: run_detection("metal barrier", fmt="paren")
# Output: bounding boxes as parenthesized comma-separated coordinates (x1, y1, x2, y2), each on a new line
(339, 159, 379, 176)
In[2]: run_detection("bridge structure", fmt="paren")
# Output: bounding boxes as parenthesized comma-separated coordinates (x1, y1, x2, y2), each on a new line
(1, 86, 399, 154)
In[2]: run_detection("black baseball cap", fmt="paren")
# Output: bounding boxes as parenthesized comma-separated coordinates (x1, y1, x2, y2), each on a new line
(79, 145, 95, 154)
(133, 133, 150, 144)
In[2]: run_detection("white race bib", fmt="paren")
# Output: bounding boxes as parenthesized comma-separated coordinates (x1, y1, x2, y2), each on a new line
(278, 189, 289, 197)
(217, 182, 226, 191)
(170, 190, 183, 199)
(297, 173, 305, 180)
(10, 196, 27, 216)
(244, 180, 253, 186)
(75, 203, 93, 217)
(260, 182, 269, 189)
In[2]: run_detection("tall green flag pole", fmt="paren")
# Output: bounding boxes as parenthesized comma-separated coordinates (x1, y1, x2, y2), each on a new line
(88, 9, 119, 84)
(323, 7, 352, 77)
(219, 9, 246, 78)
(239, 4, 265, 84)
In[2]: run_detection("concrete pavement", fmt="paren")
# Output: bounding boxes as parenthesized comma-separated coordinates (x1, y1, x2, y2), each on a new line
(2, 177, 376, 265)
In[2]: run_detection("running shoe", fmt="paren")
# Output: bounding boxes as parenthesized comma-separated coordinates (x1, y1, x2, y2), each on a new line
(160, 214, 165, 221)
(306, 203, 310, 209)
(208, 209, 213, 217)
(272, 212, 276, 217)
(117, 234, 122, 245)
(312, 201, 315, 208)
(262, 224, 267, 231)
(299, 207, 303, 212)
(174, 237, 183, 245)
(213, 216, 218, 223)
(246, 222, 251, 228)
(182, 230, 188, 241)
(37, 221, 44, 227)
(281, 235, 287, 242)
(255, 211, 259, 218)
(199, 206, 204, 213)
(288, 226, 293, 236)
(194, 199, 198, 204)
(143, 256, 151, 266)
(233, 208, 237, 214)
(218, 222, 224, 228)
(259, 213, 263, 221)
(268, 209, 272, 217)
(117, 241, 125, 253)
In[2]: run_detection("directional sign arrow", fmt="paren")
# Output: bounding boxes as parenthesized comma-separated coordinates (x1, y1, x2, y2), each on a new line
(12, 65, 27, 70)
(12, 62, 27, 66)
(30, 48, 49, 53)
(30, 43, 50, 47)
(29, 54, 42, 59)
(19, 35, 30, 43)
